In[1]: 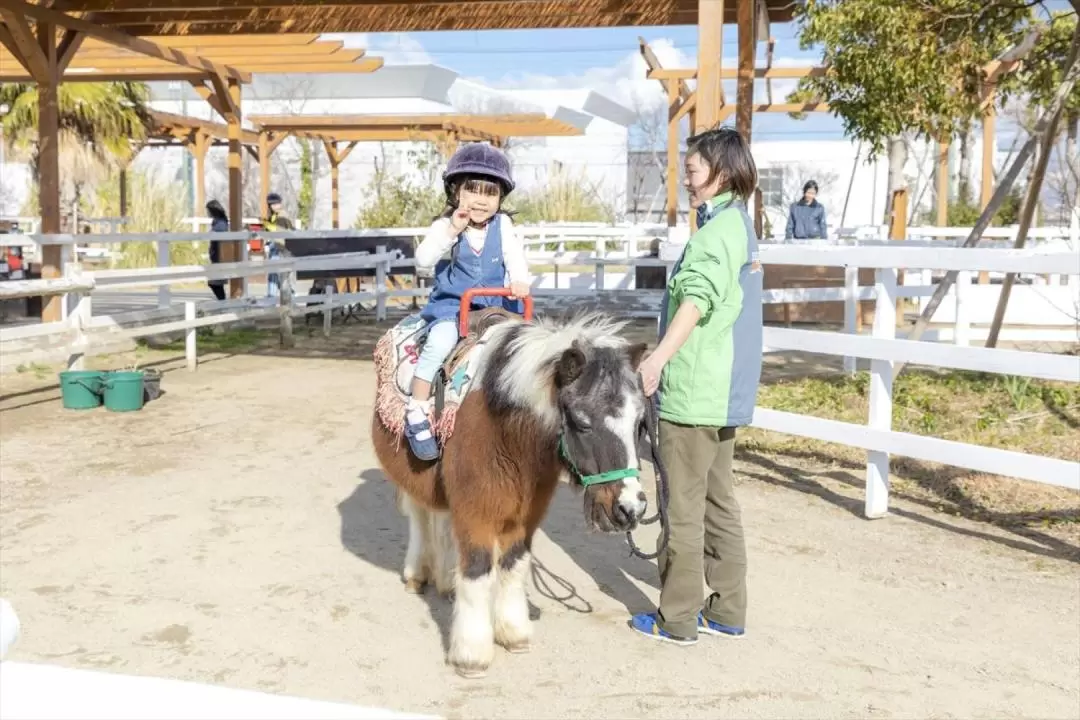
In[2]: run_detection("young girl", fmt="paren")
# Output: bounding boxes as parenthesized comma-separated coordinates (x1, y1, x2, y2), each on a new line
(404, 143, 531, 461)
(630, 126, 764, 645)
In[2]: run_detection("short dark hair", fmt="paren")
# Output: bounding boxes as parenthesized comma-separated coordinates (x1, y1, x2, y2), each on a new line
(803, 180, 819, 193)
(685, 125, 757, 202)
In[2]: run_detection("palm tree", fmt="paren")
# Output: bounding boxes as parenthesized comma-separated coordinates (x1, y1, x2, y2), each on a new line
(1, 81, 151, 226)
(0, 81, 151, 170)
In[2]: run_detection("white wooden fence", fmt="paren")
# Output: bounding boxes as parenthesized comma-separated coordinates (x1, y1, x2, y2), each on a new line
(2, 228, 1078, 518)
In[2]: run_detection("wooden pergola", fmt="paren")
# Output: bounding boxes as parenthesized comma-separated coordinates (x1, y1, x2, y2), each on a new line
(2, 0, 793, 320)
(639, 36, 831, 229)
(247, 113, 584, 228)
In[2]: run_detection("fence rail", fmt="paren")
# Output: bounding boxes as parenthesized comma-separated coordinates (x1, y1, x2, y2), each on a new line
(2, 229, 1078, 516)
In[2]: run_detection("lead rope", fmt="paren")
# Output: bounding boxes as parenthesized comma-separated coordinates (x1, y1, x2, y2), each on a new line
(625, 392, 670, 561)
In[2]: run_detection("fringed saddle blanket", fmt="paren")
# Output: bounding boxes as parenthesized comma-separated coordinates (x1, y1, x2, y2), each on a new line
(373, 309, 518, 445)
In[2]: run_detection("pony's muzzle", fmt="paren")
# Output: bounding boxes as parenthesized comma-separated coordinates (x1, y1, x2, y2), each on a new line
(615, 484, 648, 530)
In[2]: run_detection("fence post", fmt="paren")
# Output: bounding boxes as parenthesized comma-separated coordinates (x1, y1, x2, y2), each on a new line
(323, 283, 335, 338)
(595, 260, 605, 293)
(865, 266, 897, 520)
(843, 265, 858, 374)
(65, 264, 91, 372)
(240, 234, 251, 299)
(375, 245, 387, 322)
(279, 270, 295, 349)
(60, 245, 74, 322)
(184, 300, 197, 371)
(953, 270, 971, 347)
(156, 240, 170, 309)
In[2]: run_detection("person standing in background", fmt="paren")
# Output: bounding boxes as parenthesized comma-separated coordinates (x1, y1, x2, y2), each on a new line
(263, 192, 294, 298)
(205, 199, 229, 302)
(785, 180, 828, 240)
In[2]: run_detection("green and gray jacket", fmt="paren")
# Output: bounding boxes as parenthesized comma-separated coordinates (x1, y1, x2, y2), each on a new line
(658, 192, 763, 427)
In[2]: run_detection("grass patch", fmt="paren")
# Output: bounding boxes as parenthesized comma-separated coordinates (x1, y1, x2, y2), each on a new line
(144, 327, 274, 355)
(744, 368, 1080, 545)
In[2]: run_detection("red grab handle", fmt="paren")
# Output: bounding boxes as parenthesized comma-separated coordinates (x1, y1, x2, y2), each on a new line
(458, 287, 534, 338)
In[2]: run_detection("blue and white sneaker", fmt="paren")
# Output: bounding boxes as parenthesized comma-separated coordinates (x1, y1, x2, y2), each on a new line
(698, 613, 746, 638)
(404, 405, 439, 462)
(628, 613, 697, 646)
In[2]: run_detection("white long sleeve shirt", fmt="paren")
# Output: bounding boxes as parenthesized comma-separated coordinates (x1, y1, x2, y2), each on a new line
(414, 214, 529, 285)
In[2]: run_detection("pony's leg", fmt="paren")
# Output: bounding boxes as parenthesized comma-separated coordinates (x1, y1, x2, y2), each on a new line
(448, 527, 497, 678)
(399, 492, 431, 594)
(429, 510, 457, 597)
(493, 534, 532, 653)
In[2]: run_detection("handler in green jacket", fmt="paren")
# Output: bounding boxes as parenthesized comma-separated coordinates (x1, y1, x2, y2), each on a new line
(631, 126, 764, 645)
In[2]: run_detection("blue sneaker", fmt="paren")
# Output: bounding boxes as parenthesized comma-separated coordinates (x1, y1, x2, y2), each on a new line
(404, 407, 439, 462)
(628, 613, 697, 646)
(698, 613, 746, 638)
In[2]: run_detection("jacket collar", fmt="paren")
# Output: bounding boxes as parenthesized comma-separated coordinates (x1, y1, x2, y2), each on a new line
(695, 191, 735, 226)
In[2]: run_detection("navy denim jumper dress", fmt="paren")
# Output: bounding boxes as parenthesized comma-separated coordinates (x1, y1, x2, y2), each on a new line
(420, 213, 523, 327)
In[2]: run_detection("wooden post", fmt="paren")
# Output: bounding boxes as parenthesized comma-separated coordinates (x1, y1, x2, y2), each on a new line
(978, 110, 996, 284)
(191, 131, 210, 214)
(665, 83, 680, 228)
(37, 21, 63, 322)
(935, 138, 950, 227)
(279, 270, 295, 349)
(184, 300, 197, 371)
(735, 0, 755, 143)
(119, 168, 129, 219)
(696, 0, 724, 132)
(226, 78, 243, 299)
(258, 131, 271, 208)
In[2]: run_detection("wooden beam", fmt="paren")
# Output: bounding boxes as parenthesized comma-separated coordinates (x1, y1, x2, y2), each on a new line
(56, 29, 85, 72)
(765, 36, 775, 104)
(666, 83, 680, 228)
(735, 0, 755, 142)
(36, 18, 62, 322)
(639, 36, 691, 102)
(0, 69, 222, 82)
(51, 49, 368, 69)
(648, 66, 826, 80)
(0, 22, 30, 72)
(258, 132, 272, 219)
(979, 108, 996, 285)
(936, 139, 950, 227)
(226, 77, 243, 298)
(696, 0, 724, 132)
(0, 0, 250, 81)
(0, 6, 47, 81)
(209, 72, 239, 121)
(190, 130, 211, 213)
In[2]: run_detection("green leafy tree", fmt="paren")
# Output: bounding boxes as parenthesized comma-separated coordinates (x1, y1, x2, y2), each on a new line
(0, 81, 151, 169)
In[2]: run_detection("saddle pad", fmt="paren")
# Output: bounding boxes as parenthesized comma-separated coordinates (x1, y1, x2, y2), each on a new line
(373, 314, 490, 444)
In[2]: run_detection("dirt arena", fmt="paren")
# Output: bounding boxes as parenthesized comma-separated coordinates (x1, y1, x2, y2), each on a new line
(1, 323, 1077, 719)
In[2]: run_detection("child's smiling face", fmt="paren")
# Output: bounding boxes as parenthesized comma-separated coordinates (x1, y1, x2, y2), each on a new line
(457, 179, 501, 226)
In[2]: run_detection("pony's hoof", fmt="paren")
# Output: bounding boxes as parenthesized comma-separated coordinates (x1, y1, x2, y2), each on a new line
(503, 641, 530, 654)
(403, 578, 427, 594)
(454, 665, 487, 679)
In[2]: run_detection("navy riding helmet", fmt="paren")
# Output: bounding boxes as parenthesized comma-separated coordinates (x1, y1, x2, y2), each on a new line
(443, 143, 515, 198)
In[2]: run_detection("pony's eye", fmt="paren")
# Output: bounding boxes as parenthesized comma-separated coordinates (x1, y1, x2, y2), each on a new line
(570, 412, 592, 431)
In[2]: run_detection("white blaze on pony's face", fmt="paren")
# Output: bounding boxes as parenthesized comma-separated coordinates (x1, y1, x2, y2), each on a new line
(474, 313, 650, 532)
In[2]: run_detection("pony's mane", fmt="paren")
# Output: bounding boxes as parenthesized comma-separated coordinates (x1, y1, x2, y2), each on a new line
(476, 313, 630, 427)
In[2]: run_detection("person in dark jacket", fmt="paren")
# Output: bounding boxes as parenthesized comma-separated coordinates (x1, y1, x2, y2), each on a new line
(785, 180, 828, 240)
(206, 199, 229, 301)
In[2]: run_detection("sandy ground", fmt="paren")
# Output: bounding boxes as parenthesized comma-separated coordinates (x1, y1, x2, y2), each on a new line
(1, 334, 1079, 719)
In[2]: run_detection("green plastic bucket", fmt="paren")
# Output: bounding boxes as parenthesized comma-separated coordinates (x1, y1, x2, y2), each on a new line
(102, 371, 146, 413)
(58, 370, 106, 410)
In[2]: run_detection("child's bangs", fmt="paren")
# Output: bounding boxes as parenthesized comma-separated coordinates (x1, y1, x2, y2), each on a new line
(461, 176, 502, 197)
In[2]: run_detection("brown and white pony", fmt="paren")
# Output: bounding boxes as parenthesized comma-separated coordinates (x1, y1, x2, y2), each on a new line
(371, 313, 649, 678)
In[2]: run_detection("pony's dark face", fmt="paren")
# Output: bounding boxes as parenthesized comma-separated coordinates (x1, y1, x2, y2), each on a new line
(555, 340, 650, 533)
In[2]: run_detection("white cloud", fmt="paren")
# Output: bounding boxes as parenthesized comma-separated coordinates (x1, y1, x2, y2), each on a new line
(320, 32, 434, 65)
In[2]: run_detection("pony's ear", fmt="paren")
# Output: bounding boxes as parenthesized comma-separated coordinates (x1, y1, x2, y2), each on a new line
(556, 346, 587, 388)
(627, 342, 648, 370)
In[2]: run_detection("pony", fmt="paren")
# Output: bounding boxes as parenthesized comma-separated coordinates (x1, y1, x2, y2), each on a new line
(371, 313, 650, 678)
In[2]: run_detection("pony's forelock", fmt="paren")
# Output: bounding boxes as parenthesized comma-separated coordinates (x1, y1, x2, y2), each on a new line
(476, 313, 630, 426)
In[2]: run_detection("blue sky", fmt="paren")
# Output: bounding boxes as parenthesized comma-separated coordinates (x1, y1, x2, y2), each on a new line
(362, 23, 817, 82)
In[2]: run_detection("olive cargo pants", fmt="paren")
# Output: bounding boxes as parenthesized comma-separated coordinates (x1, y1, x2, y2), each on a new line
(656, 421, 747, 638)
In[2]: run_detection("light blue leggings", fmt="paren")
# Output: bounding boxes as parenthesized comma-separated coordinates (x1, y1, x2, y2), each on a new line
(414, 320, 459, 384)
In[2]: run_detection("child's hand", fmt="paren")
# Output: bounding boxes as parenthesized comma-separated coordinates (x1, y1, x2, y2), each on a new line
(449, 208, 470, 234)
(509, 281, 530, 299)
(638, 354, 664, 397)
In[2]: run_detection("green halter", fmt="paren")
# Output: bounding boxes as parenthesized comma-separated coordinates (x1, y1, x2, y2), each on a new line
(557, 434, 641, 488)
